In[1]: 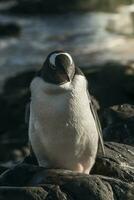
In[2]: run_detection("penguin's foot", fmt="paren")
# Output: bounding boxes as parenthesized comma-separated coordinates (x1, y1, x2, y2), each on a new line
(75, 163, 92, 174)
(75, 157, 95, 174)
(38, 157, 95, 175)
(75, 163, 89, 174)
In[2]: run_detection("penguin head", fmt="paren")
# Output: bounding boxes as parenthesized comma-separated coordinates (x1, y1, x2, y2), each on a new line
(37, 51, 75, 85)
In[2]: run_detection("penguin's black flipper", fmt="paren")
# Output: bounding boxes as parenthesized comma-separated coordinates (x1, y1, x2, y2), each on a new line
(89, 99, 105, 155)
(85, 80, 105, 156)
(75, 67, 105, 155)
(75, 66, 105, 155)
(25, 103, 30, 124)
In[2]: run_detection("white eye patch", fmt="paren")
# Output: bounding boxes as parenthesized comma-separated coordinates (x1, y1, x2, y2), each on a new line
(49, 52, 73, 66)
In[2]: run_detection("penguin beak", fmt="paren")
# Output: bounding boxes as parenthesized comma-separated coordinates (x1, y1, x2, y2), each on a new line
(55, 65, 71, 83)
(63, 64, 75, 82)
(37, 52, 75, 85)
(64, 67, 71, 82)
(58, 73, 70, 83)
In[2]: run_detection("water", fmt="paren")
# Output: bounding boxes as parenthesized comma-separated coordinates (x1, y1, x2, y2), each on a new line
(0, 12, 125, 85)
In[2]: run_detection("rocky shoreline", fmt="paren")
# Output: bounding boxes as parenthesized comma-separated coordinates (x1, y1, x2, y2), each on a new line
(0, 60, 133, 199)
(0, 1, 134, 198)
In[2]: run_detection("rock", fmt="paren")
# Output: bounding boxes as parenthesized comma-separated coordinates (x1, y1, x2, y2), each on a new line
(0, 166, 8, 175)
(0, 178, 133, 200)
(102, 104, 134, 126)
(84, 62, 134, 146)
(101, 104, 134, 145)
(0, 23, 20, 37)
(101, 104, 134, 127)
(123, 62, 134, 97)
(0, 170, 133, 200)
(0, 71, 35, 162)
(0, 142, 133, 200)
(85, 61, 134, 108)
(92, 142, 134, 183)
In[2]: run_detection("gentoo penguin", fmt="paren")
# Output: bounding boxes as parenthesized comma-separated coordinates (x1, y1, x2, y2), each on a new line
(28, 50, 105, 174)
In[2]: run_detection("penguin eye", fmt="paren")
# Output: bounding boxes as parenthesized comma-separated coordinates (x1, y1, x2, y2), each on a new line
(50, 64, 56, 70)
(49, 54, 57, 70)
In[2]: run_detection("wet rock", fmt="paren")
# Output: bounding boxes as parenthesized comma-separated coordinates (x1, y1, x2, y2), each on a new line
(0, 23, 20, 37)
(0, 142, 133, 200)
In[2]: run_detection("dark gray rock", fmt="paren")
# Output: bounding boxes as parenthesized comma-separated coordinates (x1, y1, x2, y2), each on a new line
(123, 62, 134, 97)
(0, 167, 132, 200)
(0, 23, 20, 37)
(0, 142, 133, 199)
(92, 142, 134, 183)
(0, 187, 48, 200)
(85, 61, 134, 147)
(0, 166, 8, 175)
(0, 169, 133, 200)
(0, 71, 35, 162)
(101, 104, 134, 145)
(85, 62, 134, 108)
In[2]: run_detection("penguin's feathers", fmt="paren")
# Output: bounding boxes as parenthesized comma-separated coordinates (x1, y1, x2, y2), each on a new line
(26, 66, 105, 156)
(25, 103, 30, 125)
(89, 98, 105, 155)
(75, 67, 105, 155)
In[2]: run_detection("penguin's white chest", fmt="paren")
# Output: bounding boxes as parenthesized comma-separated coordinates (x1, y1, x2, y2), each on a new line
(29, 76, 98, 168)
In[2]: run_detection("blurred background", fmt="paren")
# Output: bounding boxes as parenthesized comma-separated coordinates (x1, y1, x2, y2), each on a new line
(0, 0, 134, 171)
